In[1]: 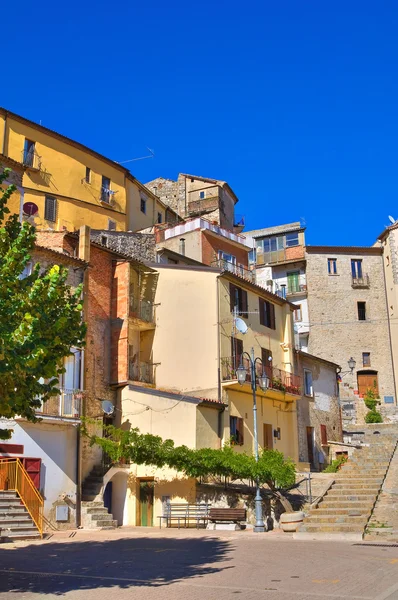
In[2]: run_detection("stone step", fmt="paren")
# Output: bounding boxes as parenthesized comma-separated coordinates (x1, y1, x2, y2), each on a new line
(81, 501, 104, 507)
(0, 516, 32, 525)
(326, 491, 378, 499)
(96, 519, 118, 528)
(304, 515, 368, 524)
(311, 508, 371, 516)
(332, 484, 381, 491)
(299, 523, 365, 533)
(85, 507, 110, 515)
(319, 501, 375, 510)
(90, 513, 114, 522)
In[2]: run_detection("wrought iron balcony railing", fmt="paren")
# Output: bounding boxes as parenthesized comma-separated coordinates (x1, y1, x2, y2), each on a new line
(36, 389, 83, 418)
(128, 361, 154, 384)
(22, 149, 42, 170)
(129, 299, 156, 324)
(212, 259, 256, 284)
(221, 357, 301, 395)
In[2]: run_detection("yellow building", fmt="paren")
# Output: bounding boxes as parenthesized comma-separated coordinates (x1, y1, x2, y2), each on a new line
(0, 107, 175, 232)
(108, 262, 301, 526)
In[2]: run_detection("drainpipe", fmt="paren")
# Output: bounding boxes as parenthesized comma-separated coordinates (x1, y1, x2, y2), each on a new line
(179, 238, 186, 256)
(76, 426, 82, 527)
(216, 277, 223, 446)
(380, 242, 398, 403)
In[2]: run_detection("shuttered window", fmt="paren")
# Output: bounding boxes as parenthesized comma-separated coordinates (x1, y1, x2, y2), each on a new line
(259, 298, 276, 329)
(229, 283, 248, 318)
(230, 416, 244, 445)
(320, 425, 328, 446)
(44, 196, 57, 222)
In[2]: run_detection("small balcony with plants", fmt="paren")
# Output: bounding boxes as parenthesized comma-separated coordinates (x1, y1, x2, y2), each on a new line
(221, 357, 301, 397)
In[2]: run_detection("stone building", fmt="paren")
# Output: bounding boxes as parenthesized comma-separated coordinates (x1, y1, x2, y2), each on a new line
(145, 173, 244, 232)
(305, 245, 396, 422)
(295, 351, 342, 470)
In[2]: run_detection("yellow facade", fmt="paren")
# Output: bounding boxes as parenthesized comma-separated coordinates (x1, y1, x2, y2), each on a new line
(0, 108, 169, 233)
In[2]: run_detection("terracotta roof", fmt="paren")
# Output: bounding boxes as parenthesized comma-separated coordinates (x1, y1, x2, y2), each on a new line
(219, 269, 297, 309)
(199, 397, 227, 407)
(0, 153, 25, 171)
(34, 245, 88, 266)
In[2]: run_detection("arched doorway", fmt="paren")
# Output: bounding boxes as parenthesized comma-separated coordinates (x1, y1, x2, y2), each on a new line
(357, 370, 379, 396)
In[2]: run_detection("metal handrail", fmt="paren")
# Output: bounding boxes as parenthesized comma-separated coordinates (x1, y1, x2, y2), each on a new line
(21, 149, 41, 170)
(221, 356, 301, 394)
(0, 458, 43, 536)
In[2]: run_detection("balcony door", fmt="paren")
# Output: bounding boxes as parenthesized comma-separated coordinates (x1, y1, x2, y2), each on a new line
(231, 337, 243, 372)
(287, 271, 299, 294)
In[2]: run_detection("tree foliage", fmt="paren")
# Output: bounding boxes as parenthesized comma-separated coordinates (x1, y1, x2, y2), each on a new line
(0, 169, 86, 438)
(84, 422, 296, 510)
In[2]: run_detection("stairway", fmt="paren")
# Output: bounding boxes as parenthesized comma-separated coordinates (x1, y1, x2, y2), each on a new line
(295, 431, 397, 541)
(0, 491, 41, 540)
(81, 466, 117, 530)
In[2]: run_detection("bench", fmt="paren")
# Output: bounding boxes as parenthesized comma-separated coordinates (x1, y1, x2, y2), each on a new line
(209, 508, 246, 524)
(158, 503, 210, 529)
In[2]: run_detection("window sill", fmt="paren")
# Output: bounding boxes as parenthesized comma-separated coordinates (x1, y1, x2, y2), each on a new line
(328, 274, 339, 276)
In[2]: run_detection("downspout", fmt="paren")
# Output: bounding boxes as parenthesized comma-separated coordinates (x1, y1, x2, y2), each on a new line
(76, 425, 82, 528)
(216, 277, 223, 446)
(380, 242, 398, 403)
(2, 111, 7, 155)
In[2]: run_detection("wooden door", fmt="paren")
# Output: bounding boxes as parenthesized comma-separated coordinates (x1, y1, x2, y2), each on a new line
(306, 427, 314, 466)
(22, 458, 41, 490)
(139, 480, 154, 527)
(357, 372, 379, 396)
(263, 424, 273, 450)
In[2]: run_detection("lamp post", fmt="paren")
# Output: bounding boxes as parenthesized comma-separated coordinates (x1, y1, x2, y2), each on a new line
(338, 357, 357, 379)
(236, 347, 269, 533)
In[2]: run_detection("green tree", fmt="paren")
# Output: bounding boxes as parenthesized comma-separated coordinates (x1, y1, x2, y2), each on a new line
(0, 169, 86, 438)
(84, 422, 297, 512)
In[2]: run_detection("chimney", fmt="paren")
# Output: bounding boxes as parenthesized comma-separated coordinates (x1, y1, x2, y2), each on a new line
(79, 225, 90, 262)
(179, 237, 186, 256)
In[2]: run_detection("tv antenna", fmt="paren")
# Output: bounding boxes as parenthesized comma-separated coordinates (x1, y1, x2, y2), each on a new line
(101, 400, 115, 415)
(388, 215, 396, 225)
(117, 147, 155, 165)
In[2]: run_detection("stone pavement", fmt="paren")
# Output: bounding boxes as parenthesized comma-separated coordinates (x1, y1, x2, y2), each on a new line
(1, 527, 398, 599)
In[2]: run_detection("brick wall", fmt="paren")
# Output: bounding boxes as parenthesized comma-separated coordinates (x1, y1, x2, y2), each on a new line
(286, 246, 305, 261)
(35, 231, 76, 256)
(111, 261, 130, 384)
(201, 231, 249, 268)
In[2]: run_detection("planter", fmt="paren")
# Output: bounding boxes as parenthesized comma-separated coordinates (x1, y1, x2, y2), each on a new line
(279, 511, 304, 532)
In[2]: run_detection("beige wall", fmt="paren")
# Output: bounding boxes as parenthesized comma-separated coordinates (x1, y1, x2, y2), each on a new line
(126, 179, 165, 232)
(152, 266, 219, 393)
(379, 231, 398, 403)
(196, 406, 221, 449)
(158, 229, 203, 262)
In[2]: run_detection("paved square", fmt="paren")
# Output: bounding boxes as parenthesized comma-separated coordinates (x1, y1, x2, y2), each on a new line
(1, 528, 398, 599)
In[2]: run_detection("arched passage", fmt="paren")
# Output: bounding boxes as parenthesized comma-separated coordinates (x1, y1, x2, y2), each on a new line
(103, 471, 128, 526)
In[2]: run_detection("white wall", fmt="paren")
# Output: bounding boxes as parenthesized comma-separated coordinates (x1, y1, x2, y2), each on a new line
(0, 420, 78, 517)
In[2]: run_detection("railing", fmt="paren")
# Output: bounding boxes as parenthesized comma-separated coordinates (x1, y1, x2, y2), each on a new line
(0, 458, 43, 536)
(129, 299, 156, 324)
(352, 274, 370, 288)
(21, 149, 41, 170)
(286, 282, 307, 295)
(188, 196, 219, 215)
(128, 361, 154, 384)
(36, 389, 82, 418)
(221, 357, 301, 395)
(256, 246, 305, 266)
(212, 259, 256, 284)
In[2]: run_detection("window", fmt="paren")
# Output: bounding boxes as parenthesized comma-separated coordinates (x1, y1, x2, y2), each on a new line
(357, 301, 366, 321)
(85, 167, 91, 183)
(293, 305, 302, 322)
(157, 212, 162, 224)
(261, 348, 273, 369)
(259, 298, 276, 329)
(362, 352, 371, 366)
(219, 250, 236, 266)
(328, 258, 337, 274)
(231, 337, 243, 369)
(44, 196, 57, 222)
(108, 219, 116, 231)
(23, 139, 35, 167)
(320, 424, 328, 446)
(141, 196, 147, 214)
(351, 259, 363, 279)
(230, 416, 244, 445)
(101, 176, 111, 203)
(230, 283, 248, 318)
(199, 191, 205, 199)
(101, 235, 108, 246)
(285, 232, 299, 247)
(304, 369, 313, 396)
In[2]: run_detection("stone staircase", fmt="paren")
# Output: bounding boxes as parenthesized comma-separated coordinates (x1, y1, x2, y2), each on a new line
(295, 429, 397, 541)
(81, 466, 117, 530)
(0, 491, 41, 540)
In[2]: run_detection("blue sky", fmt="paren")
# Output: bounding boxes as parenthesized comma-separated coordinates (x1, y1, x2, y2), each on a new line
(4, 1, 398, 244)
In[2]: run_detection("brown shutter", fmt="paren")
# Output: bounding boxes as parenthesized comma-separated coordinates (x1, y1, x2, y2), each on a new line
(320, 424, 327, 446)
(237, 417, 244, 445)
(270, 303, 276, 329)
(241, 290, 248, 318)
(259, 298, 265, 325)
(230, 283, 237, 313)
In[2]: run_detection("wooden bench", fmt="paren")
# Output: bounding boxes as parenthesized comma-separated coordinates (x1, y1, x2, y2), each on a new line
(209, 508, 246, 524)
(158, 503, 210, 529)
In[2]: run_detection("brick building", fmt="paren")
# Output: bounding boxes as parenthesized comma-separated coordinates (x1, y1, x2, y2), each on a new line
(306, 245, 396, 423)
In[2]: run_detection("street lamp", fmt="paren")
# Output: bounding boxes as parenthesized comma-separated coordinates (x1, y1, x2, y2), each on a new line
(236, 347, 268, 533)
(347, 357, 356, 373)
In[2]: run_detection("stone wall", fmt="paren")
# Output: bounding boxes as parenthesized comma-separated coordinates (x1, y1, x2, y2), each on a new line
(306, 249, 395, 420)
(90, 230, 156, 262)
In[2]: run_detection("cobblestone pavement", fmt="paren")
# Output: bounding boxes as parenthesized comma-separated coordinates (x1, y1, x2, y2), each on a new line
(1, 527, 398, 600)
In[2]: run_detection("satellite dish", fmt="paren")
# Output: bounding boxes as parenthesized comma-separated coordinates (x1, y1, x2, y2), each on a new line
(388, 215, 396, 224)
(235, 317, 248, 334)
(101, 400, 114, 415)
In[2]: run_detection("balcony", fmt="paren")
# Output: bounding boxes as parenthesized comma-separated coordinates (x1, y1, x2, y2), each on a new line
(188, 196, 219, 216)
(21, 149, 41, 171)
(129, 299, 156, 329)
(100, 187, 117, 205)
(36, 389, 82, 419)
(352, 274, 370, 288)
(212, 259, 256, 284)
(286, 282, 307, 297)
(128, 361, 154, 384)
(221, 357, 301, 395)
(256, 246, 305, 266)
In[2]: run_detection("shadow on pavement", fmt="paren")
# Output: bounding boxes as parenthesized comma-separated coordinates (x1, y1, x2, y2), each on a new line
(0, 535, 233, 595)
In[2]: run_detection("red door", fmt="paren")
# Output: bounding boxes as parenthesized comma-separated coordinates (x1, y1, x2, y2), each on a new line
(22, 458, 41, 490)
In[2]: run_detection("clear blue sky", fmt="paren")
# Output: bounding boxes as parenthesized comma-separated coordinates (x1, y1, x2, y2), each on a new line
(4, 1, 398, 244)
